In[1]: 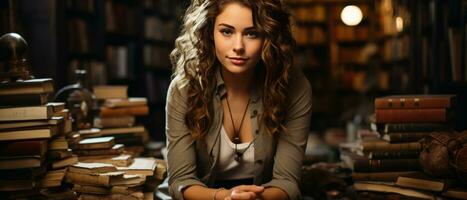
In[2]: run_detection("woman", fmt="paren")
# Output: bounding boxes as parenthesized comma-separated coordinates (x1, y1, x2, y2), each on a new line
(166, 0, 312, 199)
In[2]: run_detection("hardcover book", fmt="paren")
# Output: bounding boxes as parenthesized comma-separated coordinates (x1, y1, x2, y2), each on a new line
(375, 95, 455, 109)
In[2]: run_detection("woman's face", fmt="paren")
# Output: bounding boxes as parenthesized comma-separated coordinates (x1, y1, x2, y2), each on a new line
(213, 2, 264, 75)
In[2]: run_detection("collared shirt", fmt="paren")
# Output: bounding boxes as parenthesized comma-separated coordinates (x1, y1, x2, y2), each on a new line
(165, 67, 312, 200)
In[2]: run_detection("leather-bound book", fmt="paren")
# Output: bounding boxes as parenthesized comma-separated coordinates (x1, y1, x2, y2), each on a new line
(0, 140, 48, 157)
(375, 108, 450, 123)
(375, 95, 455, 109)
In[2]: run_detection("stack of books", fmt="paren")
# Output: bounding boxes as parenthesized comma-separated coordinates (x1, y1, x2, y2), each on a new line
(0, 79, 77, 199)
(92, 85, 150, 156)
(341, 94, 464, 199)
(65, 157, 163, 200)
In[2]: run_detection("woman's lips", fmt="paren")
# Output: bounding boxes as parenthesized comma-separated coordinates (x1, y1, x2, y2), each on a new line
(229, 57, 248, 65)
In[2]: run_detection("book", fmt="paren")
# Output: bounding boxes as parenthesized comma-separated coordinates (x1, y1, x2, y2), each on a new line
(0, 165, 46, 179)
(0, 116, 64, 131)
(0, 93, 49, 106)
(100, 106, 149, 117)
(104, 97, 147, 108)
(0, 178, 36, 191)
(39, 168, 66, 188)
(74, 144, 125, 156)
(51, 154, 78, 169)
(369, 151, 420, 159)
(72, 184, 143, 195)
(78, 136, 115, 149)
(94, 116, 135, 128)
(375, 95, 455, 109)
(93, 85, 128, 99)
(375, 108, 450, 123)
(352, 171, 418, 182)
(47, 102, 66, 113)
(69, 162, 117, 174)
(0, 78, 54, 95)
(66, 171, 144, 187)
(99, 126, 146, 136)
(443, 187, 467, 199)
(0, 155, 43, 170)
(48, 149, 73, 160)
(79, 154, 134, 167)
(117, 157, 157, 176)
(353, 158, 421, 172)
(0, 105, 53, 121)
(48, 136, 69, 150)
(380, 123, 452, 133)
(395, 172, 455, 192)
(353, 182, 436, 200)
(78, 193, 144, 200)
(0, 140, 48, 157)
(0, 126, 58, 141)
(358, 140, 421, 152)
(382, 132, 432, 143)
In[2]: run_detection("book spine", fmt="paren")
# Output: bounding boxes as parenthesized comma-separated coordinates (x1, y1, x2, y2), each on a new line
(369, 151, 420, 159)
(383, 132, 432, 143)
(74, 148, 123, 156)
(100, 106, 149, 117)
(361, 141, 421, 152)
(65, 171, 110, 187)
(354, 159, 421, 172)
(375, 109, 448, 123)
(375, 97, 453, 109)
(384, 123, 452, 133)
(0, 106, 52, 121)
(0, 93, 49, 106)
(351, 171, 417, 182)
(0, 140, 47, 156)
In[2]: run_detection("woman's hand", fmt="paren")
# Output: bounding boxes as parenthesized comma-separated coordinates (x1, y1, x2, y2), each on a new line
(223, 185, 264, 200)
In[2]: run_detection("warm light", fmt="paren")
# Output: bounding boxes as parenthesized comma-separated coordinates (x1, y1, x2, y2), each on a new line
(340, 5, 363, 26)
(395, 16, 404, 32)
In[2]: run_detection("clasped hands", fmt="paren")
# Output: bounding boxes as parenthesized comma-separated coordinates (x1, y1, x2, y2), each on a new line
(217, 185, 265, 200)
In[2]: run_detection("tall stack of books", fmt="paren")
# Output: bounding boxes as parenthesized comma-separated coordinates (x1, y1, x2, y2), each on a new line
(0, 79, 77, 199)
(341, 94, 459, 199)
(92, 85, 150, 156)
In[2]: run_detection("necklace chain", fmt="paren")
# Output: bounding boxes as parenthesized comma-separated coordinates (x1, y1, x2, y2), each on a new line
(225, 96, 253, 162)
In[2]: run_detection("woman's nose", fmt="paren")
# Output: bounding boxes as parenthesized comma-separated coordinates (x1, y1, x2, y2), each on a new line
(233, 35, 245, 54)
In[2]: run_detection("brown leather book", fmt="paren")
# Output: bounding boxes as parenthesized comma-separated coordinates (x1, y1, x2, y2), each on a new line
(352, 171, 418, 182)
(375, 95, 455, 109)
(382, 132, 433, 143)
(0, 105, 54, 122)
(443, 188, 467, 199)
(375, 108, 449, 123)
(0, 140, 48, 157)
(77, 137, 115, 150)
(0, 78, 54, 96)
(100, 106, 149, 117)
(396, 171, 456, 192)
(0, 93, 49, 106)
(74, 144, 124, 156)
(358, 140, 421, 152)
(353, 158, 421, 172)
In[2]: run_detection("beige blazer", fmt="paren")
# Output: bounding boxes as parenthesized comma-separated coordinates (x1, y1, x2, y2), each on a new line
(165, 68, 312, 200)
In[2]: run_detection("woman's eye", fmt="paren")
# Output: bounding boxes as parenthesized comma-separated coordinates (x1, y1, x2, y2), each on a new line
(220, 29, 233, 36)
(245, 31, 259, 39)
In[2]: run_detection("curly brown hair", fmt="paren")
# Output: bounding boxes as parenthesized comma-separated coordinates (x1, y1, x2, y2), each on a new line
(170, 0, 295, 139)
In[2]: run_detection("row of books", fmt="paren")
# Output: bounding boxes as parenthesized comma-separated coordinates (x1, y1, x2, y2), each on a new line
(341, 94, 466, 199)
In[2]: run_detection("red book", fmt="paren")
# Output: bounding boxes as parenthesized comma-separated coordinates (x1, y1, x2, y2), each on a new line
(375, 108, 449, 123)
(0, 140, 48, 157)
(375, 95, 455, 109)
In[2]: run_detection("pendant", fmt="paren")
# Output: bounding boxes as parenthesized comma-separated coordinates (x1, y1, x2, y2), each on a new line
(235, 152, 242, 162)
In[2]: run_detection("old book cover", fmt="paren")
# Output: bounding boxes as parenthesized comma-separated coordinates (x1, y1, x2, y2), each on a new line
(375, 95, 455, 109)
(51, 154, 78, 169)
(48, 136, 69, 150)
(382, 132, 432, 143)
(396, 171, 456, 192)
(0, 178, 36, 192)
(100, 106, 149, 117)
(0, 78, 54, 96)
(352, 171, 418, 182)
(47, 149, 73, 160)
(0, 104, 53, 122)
(369, 151, 420, 159)
(0, 93, 49, 106)
(74, 144, 124, 156)
(0, 165, 46, 179)
(0, 126, 58, 141)
(353, 158, 421, 172)
(73, 184, 111, 194)
(104, 97, 147, 108)
(79, 154, 134, 167)
(358, 140, 421, 152)
(443, 187, 467, 199)
(0, 155, 43, 170)
(39, 168, 66, 188)
(0, 116, 64, 131)
(375, 108, 450, 123)
(0, 139, 48, 157)
(93, 85, 128, 99)
(381, 123, 452, 133)
(117, 157, 157, 176)
(78, 192, 144, 200)
(99, 126, 146, 136)
(77, 136, 115, 149)
(66, 171, 125, 187)
(353, 182, 436, 200)
(94, 116, 135, 128)
(69, 162, 117, 174)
